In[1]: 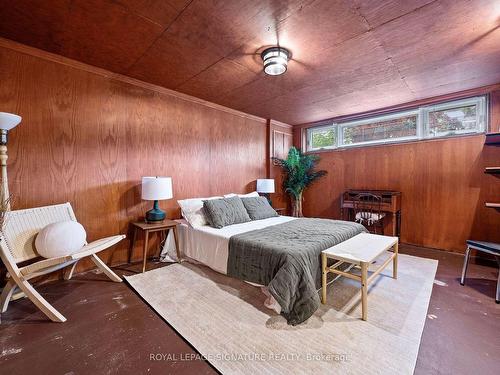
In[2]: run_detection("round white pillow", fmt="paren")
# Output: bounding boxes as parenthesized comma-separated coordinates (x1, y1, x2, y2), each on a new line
(35, 221, 87, 258)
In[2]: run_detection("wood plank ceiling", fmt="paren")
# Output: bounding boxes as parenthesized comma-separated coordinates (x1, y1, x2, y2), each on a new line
(1, 0, 499, 125)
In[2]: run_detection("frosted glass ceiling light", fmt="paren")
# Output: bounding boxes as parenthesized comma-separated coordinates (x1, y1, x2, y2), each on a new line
(261, 47, 290, 76)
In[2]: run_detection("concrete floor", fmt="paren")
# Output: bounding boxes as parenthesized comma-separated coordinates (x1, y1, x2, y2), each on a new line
(0, 245, 498, 375)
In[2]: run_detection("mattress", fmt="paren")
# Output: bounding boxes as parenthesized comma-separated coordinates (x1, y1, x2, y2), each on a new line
(163, 216, 296, 275)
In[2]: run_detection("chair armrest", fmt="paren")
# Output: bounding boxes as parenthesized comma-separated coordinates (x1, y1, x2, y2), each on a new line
(71, 235, 126, 260)
(19, 255, 73, 277)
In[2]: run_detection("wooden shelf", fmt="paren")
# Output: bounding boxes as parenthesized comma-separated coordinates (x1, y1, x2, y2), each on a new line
(485, 202, 500, 209)
(485, 167, 500, 175)
(485, 132, 500, 145)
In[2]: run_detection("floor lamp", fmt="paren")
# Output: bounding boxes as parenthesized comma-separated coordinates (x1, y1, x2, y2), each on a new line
(0, 112, 21, 210)
(0, 112, 21, 299)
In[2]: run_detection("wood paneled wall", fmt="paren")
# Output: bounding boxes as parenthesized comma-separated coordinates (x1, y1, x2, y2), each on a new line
(267, 120, 293, 213)
(0, 42, 268, 272)
(294, 87, 500, 253)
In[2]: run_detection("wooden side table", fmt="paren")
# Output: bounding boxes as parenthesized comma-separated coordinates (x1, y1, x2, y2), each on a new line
(129, 220, 181, 273)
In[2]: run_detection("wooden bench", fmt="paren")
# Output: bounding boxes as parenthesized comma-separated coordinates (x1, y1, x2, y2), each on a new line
(321, 233, 398, 321)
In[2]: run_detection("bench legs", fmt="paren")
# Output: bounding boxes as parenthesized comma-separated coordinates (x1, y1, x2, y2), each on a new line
(321, 253, 327, 304)
(393, 242, 398, 279)
(321, 244, 399, 321)
(361, 262, 368, 321)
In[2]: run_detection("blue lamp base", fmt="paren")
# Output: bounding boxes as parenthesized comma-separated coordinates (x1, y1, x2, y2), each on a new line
(145, 200, 165, 222)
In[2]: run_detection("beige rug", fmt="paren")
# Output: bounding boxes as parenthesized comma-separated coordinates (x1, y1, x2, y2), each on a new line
(125, 254, 437, 374)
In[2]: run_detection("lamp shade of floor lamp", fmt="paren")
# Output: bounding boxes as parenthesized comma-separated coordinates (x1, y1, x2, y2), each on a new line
(142, 177, 173, 222)
(0, 112, 22, 210)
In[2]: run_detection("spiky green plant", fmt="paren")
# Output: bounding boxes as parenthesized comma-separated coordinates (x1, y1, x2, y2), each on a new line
(272, 147, 327, 217)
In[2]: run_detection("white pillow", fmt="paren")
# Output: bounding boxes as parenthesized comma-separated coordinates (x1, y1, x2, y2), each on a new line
(224, 191, 259, 198)
(177, 196, 222, 227)
(35, 221, 87, 258)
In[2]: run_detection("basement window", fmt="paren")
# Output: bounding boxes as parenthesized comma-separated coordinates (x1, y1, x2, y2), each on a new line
(306, 96, 487, 151)
(426, 97, 486, 137)
(339, 111, 419, 147)
(307, 124, 337, 150)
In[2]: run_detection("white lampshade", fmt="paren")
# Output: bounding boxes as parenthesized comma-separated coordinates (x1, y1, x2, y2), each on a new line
(256, 179, 275, 193)
(141, 177, 173, 201)
(0, 112, 22, 131)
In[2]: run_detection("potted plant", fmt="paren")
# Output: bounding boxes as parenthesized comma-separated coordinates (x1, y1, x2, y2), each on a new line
(272, 147, 327, 217)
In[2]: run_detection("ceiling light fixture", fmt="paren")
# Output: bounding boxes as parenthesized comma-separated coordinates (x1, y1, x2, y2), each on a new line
(261, 47, 290, 76)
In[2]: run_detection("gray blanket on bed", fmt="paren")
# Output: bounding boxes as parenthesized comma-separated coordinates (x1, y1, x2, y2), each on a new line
(227, 218, 366, 325)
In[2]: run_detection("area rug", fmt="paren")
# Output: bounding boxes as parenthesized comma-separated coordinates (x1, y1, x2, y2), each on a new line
(125, 254, 437, 374)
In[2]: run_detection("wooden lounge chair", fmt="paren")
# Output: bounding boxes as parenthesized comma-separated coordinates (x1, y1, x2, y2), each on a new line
(0, 202, 125, 322)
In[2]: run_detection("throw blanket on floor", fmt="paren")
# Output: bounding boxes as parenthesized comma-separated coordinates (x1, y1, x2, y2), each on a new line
(227, 218, 366, 325)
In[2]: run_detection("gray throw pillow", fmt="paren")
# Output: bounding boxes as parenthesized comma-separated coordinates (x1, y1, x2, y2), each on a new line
(203, 196, 251, 229)
(241, 196, 279, 220)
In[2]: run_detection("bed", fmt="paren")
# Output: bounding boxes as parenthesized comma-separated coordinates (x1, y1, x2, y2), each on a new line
(172, 215, 296, 274)
(164, 212, 366, 325)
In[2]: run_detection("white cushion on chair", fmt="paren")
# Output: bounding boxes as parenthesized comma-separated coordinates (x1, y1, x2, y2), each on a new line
(355, 212, 385, 224)
(35, 221, 87, 258)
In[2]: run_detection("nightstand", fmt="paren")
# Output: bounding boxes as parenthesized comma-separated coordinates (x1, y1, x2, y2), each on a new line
(129, 220, 181, 273)
(274, 208, 286, 215)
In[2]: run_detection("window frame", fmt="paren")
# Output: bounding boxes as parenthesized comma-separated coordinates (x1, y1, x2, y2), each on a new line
(422, 96, 487, 138)
(337, 109, 420, 148)
(305, 95, 487, 152)
(306, 123, 337, 151)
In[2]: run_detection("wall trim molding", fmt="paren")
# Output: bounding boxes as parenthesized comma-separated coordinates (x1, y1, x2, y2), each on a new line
(269, 119, 293, 129)
(0, 37, 268, 124)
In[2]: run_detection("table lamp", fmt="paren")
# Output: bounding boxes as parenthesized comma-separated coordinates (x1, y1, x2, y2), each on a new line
(256, 178, 275, 205)
(142, 177, 173, 222)
(0, 112, 22, 210)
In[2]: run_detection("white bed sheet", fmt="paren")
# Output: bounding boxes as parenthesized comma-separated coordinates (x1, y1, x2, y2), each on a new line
(174, 216, 296, 274)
